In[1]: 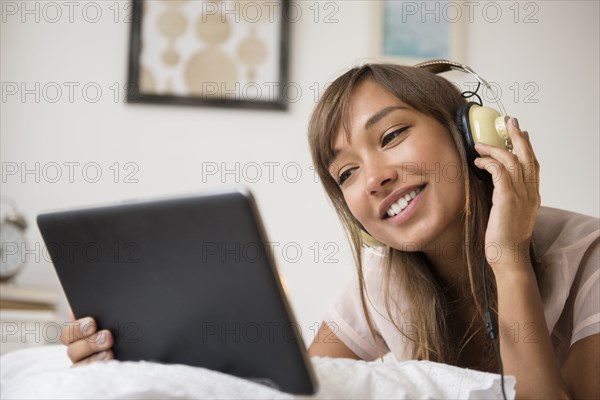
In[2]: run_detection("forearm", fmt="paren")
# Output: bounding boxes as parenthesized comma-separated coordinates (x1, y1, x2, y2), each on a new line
(494, 263, 570, 399)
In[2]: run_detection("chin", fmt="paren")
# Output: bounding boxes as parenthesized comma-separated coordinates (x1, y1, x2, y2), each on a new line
(389, 240, 426, 252)
(384, 205, 463, 250)
(368, 231, 426, 252)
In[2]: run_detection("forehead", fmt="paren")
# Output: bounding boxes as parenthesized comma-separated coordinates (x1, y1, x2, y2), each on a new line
(333, 80, 410, 147)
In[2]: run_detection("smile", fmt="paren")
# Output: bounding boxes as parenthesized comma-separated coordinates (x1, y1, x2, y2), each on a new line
(383, 184, 426, 220)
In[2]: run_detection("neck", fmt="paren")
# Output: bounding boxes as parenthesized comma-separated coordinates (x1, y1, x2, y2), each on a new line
(421, 215, 469, 295)
(424, 246, 468, 294)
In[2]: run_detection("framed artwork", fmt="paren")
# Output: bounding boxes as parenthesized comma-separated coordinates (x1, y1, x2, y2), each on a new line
(127, 0, 290, 110)
(372, 1, 464, 63)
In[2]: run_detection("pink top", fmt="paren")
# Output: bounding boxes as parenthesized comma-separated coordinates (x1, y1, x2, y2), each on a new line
(322, 206, 600, 367)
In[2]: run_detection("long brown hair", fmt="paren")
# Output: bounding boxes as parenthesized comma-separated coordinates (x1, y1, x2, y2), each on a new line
(308, 63, 519, 370)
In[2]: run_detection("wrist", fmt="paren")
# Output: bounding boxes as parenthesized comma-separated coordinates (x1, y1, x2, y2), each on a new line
(492, 261, 537, 287)
(486, 238, 533, 268)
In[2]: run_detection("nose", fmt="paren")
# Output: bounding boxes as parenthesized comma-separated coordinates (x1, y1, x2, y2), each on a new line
(365, 163, 397, 195)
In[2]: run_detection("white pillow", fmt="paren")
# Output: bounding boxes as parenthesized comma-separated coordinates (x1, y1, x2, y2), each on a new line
(1, 345, 514, 399)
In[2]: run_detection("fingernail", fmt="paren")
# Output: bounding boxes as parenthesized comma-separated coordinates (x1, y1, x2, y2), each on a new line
(512, 118, 520, 129)
(96, 331, 106, 345)
(80, 318, 94, 335)
(97, 351, 108, 360)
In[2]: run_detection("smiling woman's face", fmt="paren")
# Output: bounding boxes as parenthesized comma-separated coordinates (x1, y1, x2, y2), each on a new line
(329, 79, 466, 252)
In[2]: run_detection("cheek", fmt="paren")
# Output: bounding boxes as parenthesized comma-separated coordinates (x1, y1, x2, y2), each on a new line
(421, 142, 466, 206)
(411, 136, 463, 179)
(343, 190, 369, 224)
(396, 140, 446, 178)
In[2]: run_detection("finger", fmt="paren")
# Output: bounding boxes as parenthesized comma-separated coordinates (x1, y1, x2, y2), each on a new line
(506, 117, 536, 167)
(521, 135, 540, 191)
(66, 329, 113, 363)
(507, 119, 539, 189)
(60, 317, 97, 345)
(473, 156, 514, 192)
(475, 141, 520, 168)
(520, 130, 534, 153)
(71, 350, 113, 368)
(474, 142, 522, 187)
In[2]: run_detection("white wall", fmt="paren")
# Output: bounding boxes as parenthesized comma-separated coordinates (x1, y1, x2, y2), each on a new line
(2, 1, 598, 346)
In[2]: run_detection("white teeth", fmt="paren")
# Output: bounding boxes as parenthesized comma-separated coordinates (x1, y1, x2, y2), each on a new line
(386, 186, 424, 218)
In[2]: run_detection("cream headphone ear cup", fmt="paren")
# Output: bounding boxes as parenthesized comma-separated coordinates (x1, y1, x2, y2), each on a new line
(357, 222, 385, 249)
(455, 102, 489, 181)
(360, 230, 384, 249)
(455, 102, 511, 181)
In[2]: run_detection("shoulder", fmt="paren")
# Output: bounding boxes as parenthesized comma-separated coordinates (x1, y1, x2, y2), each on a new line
(533, 206, 599, 334)
(533, 206, 599, 257)
(535, 205, 599, 227)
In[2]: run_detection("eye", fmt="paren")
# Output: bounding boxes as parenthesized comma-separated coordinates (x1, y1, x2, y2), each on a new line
(382, 126, 410, 146)
(337, 167, 356, 186)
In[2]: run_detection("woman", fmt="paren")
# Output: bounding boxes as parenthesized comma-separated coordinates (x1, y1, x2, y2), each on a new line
(304, 63, 599, 399)
(61, 63, 599, 398)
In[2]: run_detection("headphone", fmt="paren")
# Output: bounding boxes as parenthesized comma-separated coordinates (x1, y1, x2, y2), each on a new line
(414, 59, 513, 180)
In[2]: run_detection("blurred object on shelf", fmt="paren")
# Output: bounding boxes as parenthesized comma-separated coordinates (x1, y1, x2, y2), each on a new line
(1, 282, 60, 355)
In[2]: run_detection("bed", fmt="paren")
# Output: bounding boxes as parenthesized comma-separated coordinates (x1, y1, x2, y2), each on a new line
(1, 344, 514, 399)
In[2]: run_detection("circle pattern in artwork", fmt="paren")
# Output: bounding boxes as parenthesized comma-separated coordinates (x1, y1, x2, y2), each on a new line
(185, 49, 238, 96)
(140, 1, 273, 96)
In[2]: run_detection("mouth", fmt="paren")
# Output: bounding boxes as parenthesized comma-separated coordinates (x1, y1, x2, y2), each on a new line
(382, 184, 426, 219)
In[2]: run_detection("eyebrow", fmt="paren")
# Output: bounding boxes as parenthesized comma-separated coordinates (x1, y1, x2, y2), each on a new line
(364, 105, 408, 130)
(329, 105, 408, 166)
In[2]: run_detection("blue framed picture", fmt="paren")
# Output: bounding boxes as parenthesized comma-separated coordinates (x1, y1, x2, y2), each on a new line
(372, 1, 464, 62)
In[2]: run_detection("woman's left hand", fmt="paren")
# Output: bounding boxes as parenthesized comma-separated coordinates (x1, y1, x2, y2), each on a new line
(473, 117, 541, 272)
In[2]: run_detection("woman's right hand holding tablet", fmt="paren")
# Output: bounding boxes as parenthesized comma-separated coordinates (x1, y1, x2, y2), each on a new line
(60, 308, 114, 365)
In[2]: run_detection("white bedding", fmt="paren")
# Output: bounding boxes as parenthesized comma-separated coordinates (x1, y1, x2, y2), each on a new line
(0, 345, 515, 399)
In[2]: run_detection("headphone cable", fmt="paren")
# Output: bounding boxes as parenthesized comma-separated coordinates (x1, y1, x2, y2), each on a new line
(461, 81, 483, 106)
(482, 254, 508, 400)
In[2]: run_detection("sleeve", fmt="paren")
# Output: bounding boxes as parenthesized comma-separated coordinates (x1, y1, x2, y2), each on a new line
(570, 238, 600, 346)
(321, 271, 391, 361)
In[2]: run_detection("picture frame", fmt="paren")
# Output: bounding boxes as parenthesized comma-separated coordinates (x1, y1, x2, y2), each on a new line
(126, 0, 290, 110)
(371, 1, 465, 63)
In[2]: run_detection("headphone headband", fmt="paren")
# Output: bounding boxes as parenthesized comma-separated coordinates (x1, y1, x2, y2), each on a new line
(413, 59, 464, 74)
(413, 59, 507, 116)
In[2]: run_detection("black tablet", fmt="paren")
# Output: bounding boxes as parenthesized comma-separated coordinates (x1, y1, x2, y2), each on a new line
(37, 186, 318, 395)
